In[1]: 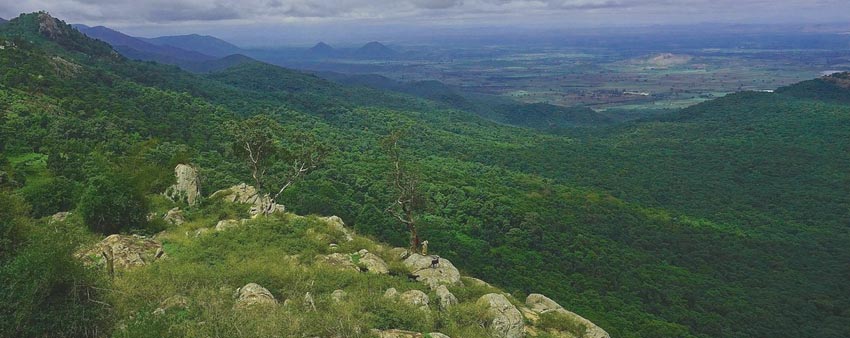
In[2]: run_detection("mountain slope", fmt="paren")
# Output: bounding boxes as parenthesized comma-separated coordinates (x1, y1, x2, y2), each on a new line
(74, 25, 216, 64)
(2, 12, 850, 338)
(308, 41, 336, 57)
(352, 41, 397, 59)
(144, 33, 242, 57)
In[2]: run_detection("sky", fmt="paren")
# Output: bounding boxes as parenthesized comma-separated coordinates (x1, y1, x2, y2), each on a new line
(2, 1, 849, 46)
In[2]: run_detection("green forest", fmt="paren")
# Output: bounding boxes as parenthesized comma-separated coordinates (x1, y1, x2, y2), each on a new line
(1, 12, 849, 338)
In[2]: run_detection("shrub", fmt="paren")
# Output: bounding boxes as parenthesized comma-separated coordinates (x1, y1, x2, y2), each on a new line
(78, 173, 147, 234)
(20, 175, 81, 218)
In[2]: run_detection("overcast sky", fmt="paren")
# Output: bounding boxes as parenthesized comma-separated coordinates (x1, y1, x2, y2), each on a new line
(3, 1, 849, 46)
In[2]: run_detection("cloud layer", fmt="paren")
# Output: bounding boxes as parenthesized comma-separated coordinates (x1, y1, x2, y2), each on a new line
(3, 0, 848, 25)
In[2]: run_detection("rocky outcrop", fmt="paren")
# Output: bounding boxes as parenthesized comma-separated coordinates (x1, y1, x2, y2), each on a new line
(356, 249, 389, 274)
(233, 283, 277, 309)
(321, 215, 353, 241)
(210, 183, 283, 215)
(163, 207, 185, 225)
(435, 285, 458, 310)
(403, 254, 461, 288)
(525, 294, 609, 338)
(152, 295, 189, 315)
(77, 234, 164, 270)
(478, 293, 524, 338)
(164, 164, 201, 206)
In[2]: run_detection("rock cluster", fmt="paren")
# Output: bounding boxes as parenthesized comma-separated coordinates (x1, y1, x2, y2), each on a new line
(77, 234, 164, 270)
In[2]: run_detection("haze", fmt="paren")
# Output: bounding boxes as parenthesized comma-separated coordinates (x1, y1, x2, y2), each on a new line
(3, 0, 850, 47)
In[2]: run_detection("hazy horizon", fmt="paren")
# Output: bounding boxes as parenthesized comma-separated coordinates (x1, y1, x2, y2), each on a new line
(3, 1, 850, 47)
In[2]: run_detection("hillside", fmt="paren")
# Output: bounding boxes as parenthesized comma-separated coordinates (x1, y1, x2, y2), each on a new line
(2, 12, 850, 338)
(74, 25, 216, 64)
(353, 41, 398, 59)
(144, 34, 243, 57)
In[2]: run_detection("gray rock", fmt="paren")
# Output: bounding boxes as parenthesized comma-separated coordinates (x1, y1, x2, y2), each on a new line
(163, 207, 185, 225)
(384, 288, 399, 298)
(215, 219, 242, 231)
(357, 250, 389, 274)
(318, 253, 360, 272)
(478, 293, 524, 338)
(332, 289, 347, 303)
(152, 295, 189, 315)
(371, 329, 424, 338)
(400, 290, 430, 311)
(164, 164, 201, 206)
(526, 293, 610, 338)
(428, 333, 451, 338)
(233, 283, 277, 309)
(435, 285, 458, 310)
(321, 216, 354, 241)
(76, 234, 165, 270)
(403, 254, 461, 288)
(388, 247, 410, 259)
(210, 183, 283, 216)
(49, 211, 71, 224)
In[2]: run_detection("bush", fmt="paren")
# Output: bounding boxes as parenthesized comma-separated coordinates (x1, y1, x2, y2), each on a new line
(20, 175, 81, 218)
(0, 199, 112, 337)
(78, 173, 147, 234)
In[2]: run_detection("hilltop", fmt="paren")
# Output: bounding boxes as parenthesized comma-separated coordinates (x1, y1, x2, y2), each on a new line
(353, 41, 398, 59)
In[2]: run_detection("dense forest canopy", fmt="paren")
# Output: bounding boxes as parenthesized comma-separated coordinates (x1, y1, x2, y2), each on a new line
(1, 12, 849, 338)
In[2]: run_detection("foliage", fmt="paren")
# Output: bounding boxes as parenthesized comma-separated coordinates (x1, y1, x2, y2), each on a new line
(78, 172, 148, 234)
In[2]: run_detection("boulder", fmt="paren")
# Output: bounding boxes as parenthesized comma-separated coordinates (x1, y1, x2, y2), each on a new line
(49, 211, 71, 224)
(164, 164, 201, 206)
(191, 228, 211, 237)
(152, 295, 189, 315)
(478, 293, 524, 338)
(215, 219, 242, 231)
(233, 283, 277, 309)
(526, 294, 610, 338)
(384, 288, 399, 298)
(163, 207, 185, 225)
(332, 289, 347, 303)
(371, 329, 424, 338)
(400, 290, 430, 312)
(435, 285, 458, 310)
(388, 247, 410, 260)
(77, 234, 164, 270)
(403, 254, 461, 288)
(357, 249, 389, 274)
(321, 215, 354, 241)
(318, 253, 360, 272)
(210, 183, 283, 216)
(428, 333, 451, 338)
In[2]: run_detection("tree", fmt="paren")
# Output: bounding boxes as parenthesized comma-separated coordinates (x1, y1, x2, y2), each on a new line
(382, 129, 426, 253)
(225, 114, 326, 215)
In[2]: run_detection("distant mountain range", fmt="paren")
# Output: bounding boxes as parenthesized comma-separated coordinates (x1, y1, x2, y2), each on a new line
(0, 17, 7, 24)
(142, 34, 242, 57)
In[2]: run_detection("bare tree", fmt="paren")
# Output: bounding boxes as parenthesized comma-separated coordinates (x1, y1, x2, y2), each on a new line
(225, 114, 326, 215)
(382, 130, 425, 253)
